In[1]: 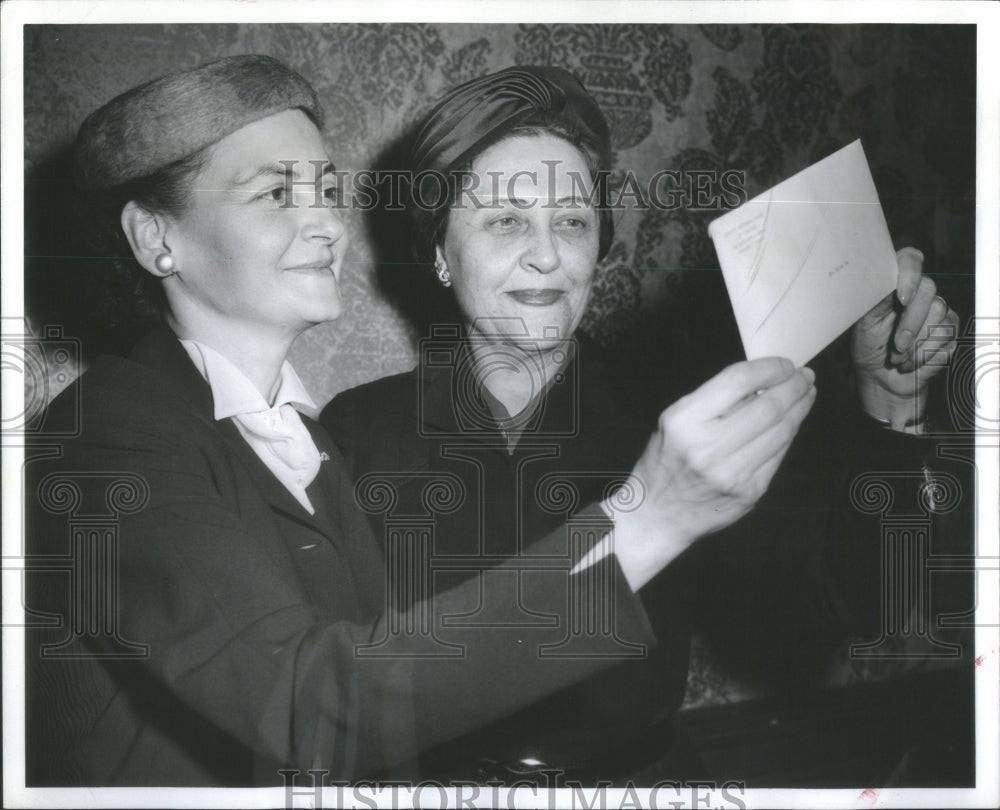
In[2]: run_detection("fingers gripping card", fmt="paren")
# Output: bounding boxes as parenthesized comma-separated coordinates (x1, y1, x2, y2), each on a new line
(708, 140, 899, 367)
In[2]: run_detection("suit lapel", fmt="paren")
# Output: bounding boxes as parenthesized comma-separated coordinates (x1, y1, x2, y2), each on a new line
(128, 326, 344, 546)
(217, 416, 343, 540)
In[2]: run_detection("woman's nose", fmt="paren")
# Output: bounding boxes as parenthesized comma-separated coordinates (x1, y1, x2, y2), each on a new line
(300, 202, 347, 246)
(521, 226, 560, 274)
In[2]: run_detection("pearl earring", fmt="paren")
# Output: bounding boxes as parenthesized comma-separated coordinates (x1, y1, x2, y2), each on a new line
(154, 253, 175, 275)
(435, 261, 451, 288)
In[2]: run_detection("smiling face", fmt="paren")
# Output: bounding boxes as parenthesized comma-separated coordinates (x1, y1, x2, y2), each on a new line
(161, 109, 347, 344)
(437, 133, 601, 351)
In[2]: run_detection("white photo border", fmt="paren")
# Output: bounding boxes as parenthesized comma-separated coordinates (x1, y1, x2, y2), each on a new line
(3, 2, 997, 808)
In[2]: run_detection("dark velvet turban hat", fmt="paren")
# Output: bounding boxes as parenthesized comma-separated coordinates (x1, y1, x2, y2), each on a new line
(75, 55, 324, 190)
(407, 65, 611, 176)
(405, 65, 614, 262)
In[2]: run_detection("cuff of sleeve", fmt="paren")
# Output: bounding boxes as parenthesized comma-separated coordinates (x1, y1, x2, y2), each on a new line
(515, 501, 658, 649)
(862, 409, 927, 435)
(852, 406, 934, 465)
(520, 501, 615, 563)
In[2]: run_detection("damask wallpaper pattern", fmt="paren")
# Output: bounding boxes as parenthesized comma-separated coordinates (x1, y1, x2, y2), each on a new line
(24, 22, 975, 400)
(22, 22, 976, 706)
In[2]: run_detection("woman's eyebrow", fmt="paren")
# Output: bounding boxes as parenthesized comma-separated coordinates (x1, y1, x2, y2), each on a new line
(476, 194, 583, 206)
(231, 164, 288, 187)
(231, 161, 336, 187)
(552, 194, 592, 206)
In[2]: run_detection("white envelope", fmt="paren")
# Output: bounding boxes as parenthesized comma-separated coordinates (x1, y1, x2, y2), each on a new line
(708, 140, 898, 367)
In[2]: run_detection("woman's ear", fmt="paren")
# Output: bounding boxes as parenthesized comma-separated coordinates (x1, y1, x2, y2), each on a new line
(121, 202, 174, 278)
(434, 245, 448, 273)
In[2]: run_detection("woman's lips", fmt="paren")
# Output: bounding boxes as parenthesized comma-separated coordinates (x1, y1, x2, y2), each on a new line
(285, 257, 337, 275)
(506, 289, 564, 306)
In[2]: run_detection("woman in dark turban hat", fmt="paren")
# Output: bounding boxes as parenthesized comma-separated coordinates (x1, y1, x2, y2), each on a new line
(323, 65, 959, 784)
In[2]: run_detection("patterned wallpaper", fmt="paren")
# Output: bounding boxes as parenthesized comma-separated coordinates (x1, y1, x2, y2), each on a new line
(24, 22, 976, 405)
(22, 23, 977, 705)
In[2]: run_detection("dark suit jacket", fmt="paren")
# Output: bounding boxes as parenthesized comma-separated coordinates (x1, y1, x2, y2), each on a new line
(322, 333, 969, 781)
(24, 327, 656, 786)
(323, 336, 704, 779)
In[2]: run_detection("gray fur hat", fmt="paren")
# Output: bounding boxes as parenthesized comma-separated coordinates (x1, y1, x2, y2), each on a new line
(75, 54, 324, 189)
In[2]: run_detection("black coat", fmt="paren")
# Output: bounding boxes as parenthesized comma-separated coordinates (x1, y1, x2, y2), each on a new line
(322, 333, 961, 782)
(24, 327, 656, 786)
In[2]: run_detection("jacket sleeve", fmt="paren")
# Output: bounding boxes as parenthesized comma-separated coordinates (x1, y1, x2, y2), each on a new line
(687, 385, 974, 660)
(27, 392, 656, 781)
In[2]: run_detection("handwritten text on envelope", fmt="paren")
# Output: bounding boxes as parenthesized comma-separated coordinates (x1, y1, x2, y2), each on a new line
(708, 140, 898, 368)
